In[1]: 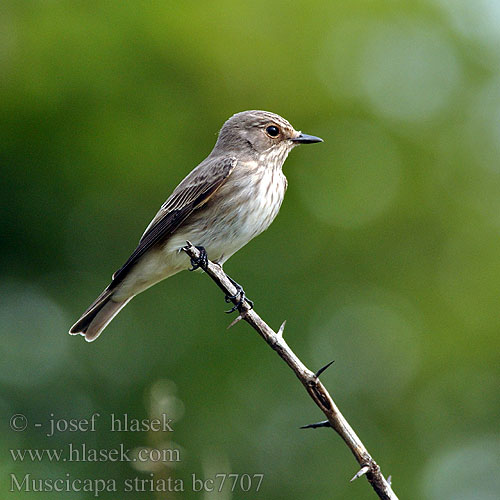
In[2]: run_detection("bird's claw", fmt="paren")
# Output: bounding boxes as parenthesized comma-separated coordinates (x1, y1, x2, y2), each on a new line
(189, 246, 208, 271)
(225, 278, 254, 314)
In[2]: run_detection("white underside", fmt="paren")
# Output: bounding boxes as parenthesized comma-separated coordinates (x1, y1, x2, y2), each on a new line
(113, 163, 287, 301)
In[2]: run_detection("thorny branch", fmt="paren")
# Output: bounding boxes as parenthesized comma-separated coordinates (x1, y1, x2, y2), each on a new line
(183, 242, 398, 500)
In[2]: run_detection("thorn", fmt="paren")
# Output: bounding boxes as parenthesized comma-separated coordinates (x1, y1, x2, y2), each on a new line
(227, 315, 243, 329)
(300, 420, 331, 429)
(387, 475, 392, 486)
(350, 465, 370, 482)
(315, 360, 335, 378)
(277, 320, 286, 337)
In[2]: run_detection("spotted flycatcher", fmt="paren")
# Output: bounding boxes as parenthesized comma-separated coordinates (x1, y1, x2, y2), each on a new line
(70, 110, 322, 341)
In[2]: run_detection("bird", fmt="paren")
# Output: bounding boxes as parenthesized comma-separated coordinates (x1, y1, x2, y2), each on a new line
(69, 110, 323, 341)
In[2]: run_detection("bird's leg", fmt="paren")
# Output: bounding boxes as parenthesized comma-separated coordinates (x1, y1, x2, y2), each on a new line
(189, 246, 208, 271)
(225, 276, 254, 314)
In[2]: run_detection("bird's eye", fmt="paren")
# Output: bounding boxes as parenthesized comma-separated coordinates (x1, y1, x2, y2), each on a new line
(266, 125, 280, 137)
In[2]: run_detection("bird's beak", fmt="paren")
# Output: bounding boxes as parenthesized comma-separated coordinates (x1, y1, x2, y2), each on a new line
(291, 133, 323, 144)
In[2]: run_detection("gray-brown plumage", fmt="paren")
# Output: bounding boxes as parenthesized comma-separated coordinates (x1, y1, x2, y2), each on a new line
(69, 110, 322, 341)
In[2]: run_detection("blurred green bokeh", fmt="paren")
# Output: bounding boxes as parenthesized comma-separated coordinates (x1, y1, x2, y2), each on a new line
(2, 1, 500, 499)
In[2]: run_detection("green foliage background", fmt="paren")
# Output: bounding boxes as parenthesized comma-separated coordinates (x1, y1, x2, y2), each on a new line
(2, 1, 500, 499)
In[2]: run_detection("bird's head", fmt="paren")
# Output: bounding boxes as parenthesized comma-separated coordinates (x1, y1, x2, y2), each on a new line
(213, 110, 323, 160)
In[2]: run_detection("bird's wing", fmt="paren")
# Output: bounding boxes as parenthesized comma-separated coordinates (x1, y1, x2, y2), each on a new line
(110, 156, 237, 285)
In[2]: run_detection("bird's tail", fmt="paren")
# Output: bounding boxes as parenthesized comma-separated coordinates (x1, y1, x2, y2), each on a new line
(69, 288, 132, 342)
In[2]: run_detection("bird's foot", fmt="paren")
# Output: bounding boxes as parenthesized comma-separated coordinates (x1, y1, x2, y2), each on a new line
(189, 246, 208, 271)
(225, 277, 254, 313)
